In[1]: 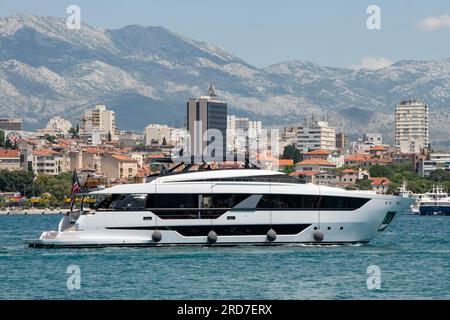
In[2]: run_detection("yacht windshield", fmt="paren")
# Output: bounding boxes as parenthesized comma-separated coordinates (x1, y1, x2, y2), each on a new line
(95, 194, 147, 210)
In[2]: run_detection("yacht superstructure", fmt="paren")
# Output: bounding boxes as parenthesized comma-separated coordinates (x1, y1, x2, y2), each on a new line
(26, 169, 414, 247)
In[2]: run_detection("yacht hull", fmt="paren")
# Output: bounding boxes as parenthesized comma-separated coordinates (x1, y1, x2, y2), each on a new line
(26, 197, 413, 248)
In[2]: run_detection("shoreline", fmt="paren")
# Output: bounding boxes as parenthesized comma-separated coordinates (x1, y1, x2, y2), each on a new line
(0, 209, 69, 215)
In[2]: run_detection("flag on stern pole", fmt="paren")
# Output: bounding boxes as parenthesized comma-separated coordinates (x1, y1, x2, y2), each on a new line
(70, 171, 81, 210)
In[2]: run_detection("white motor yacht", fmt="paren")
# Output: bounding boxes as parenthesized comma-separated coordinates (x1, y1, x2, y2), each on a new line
(26, 168, 414, 247)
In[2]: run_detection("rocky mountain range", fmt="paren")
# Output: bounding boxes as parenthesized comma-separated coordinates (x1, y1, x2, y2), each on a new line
(0, 14, 449, 147)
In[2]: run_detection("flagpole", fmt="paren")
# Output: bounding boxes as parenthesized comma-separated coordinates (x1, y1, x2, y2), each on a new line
(70, 170, 80, 212)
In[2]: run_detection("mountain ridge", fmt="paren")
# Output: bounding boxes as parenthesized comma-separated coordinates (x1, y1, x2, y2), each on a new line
(0, 14, 449, 147)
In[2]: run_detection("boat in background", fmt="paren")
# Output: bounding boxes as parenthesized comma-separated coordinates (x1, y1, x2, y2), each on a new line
(417, 186, 450, 216)
(398, 182, 450, 216)
(397, 182, 419, 214)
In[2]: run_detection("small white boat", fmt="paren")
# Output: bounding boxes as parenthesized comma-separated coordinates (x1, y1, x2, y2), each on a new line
(397, 182, 419, 214)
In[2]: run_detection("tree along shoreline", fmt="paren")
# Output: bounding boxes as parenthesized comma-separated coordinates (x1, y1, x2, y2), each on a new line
(0, 170, 72, 208)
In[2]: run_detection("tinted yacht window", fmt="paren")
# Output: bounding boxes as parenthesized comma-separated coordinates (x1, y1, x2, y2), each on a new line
(206, 194, 250, 208)
(114, 194, 147, 210)
(320, 196, 369, 209)
(256, 194, 369, 210)
(257, 194, 321, 209)
(146, 194, 251, 219)
(96, 194, 147, 210)
(147, 194, 198, 209)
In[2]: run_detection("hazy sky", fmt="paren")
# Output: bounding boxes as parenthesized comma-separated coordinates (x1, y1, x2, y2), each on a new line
(1, 0, 449, 68)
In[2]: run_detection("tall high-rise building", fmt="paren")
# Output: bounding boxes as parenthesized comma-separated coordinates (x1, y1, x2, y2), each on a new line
(297, 119, 336, 152)
(395, 100, 429, 154)
(186, 86, 227, 160)
(81, 105, 116, 137)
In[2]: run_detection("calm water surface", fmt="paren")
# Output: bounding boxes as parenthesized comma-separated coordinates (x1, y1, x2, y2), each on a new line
(0, 214, 448, 299)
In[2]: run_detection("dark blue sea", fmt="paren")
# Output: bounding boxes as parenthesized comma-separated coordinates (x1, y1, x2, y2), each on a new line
(0, 214, 448, 299)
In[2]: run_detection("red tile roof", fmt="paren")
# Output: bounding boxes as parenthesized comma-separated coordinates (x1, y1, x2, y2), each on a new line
(147, 153, 166, 159)
(82, 147, 107, 154)
(110, 154, 137, 162)
(256, 153, 275, 161)
(0, 149, 19, 157)
(290, 170, 321, 177)
(136, 166, 153, 177)
(369, 145, 387, 151)
(345, 155, 373, 162)
(304, 149, 331, 155)
(370, 177, 391, 186)
(277, 159, 294, 166)
(296, 158, 335, 166)
(32, 149, 58, 156)
(115, 147, 132, 153)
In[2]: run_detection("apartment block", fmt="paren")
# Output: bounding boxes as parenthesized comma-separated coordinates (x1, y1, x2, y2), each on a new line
(417, 152, 450, 177)
(0, 149, 21, 171)
(0, 118, 22, 131)
(144, 124, 172, 146)
(395, 100, 429, 154)
(81, 105, 116, 139)
(297, 120, 336, 152)
(227, 115, 262, 154)
(32, 149, 70, 175)
(101, 154, 138, 181)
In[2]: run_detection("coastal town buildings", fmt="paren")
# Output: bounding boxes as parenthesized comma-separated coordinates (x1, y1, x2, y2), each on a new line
(0, 149, 21, 171)
(296, 119, 336, 152)
(370, 177, 392, 194)
(116, 131, 143, 147)
(303, 149, 344, 168)
(314, 171, 342, 186)
(280, 127, 298, 151)
(363, 133, 383, 146)
(340, 168, 370, 186)
(227, 115, 262, 154)
(0, 91, 444, 198)
(417, 152, 450, 177)
(295, 158, 336, 172)
(0, 118, 22, 131)
(45, 116, 72, 134)
(335, 132, 349, 151)
(143, 124, 172, 147)
(350, 133, 387, 155)
(32, 149, 70, 175)
(101, 153, 138, 182)
(81, 105, 116, 142)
